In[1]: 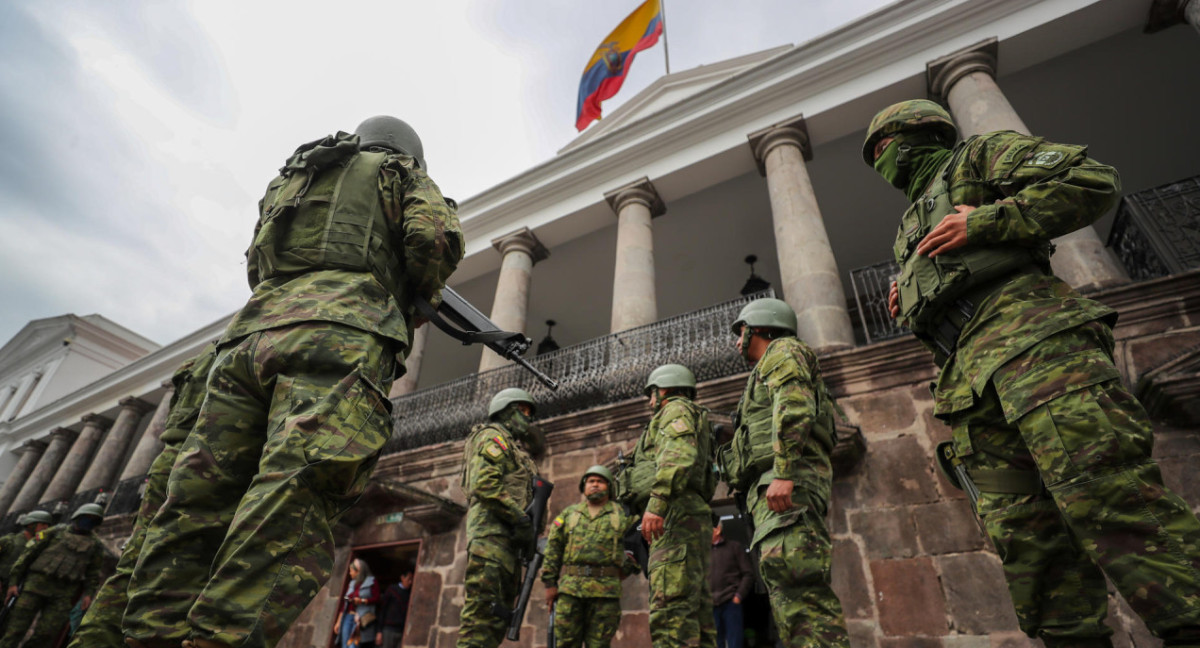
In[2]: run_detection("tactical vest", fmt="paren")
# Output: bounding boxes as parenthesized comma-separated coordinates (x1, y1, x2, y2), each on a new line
(892, 148, 1050, 339)
(461, 423, 537, 513)
(29, 527, 97, 583)
(623, 400, 717, 509)
(246, 133, 406, 305)
(564, 506, 625, 566)
(724, 360, 837, 492)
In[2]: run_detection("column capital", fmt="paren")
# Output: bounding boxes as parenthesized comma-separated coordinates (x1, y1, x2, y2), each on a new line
(17, 439, 47, 455)
(118, 396, 154, 415)
(604, 177, 665, 219)
(49, 427, 78, 443)
(491, 227, 549, 264)
(748, 115, 812, 175)
(927, 37, 998, 101)
(80, 413, 112, 429)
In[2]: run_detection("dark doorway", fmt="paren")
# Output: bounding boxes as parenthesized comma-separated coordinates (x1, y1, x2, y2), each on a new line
(329, 540, 419, 648)
(713, 504, 778, 648)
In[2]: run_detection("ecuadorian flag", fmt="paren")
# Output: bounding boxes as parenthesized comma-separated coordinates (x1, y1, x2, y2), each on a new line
(575, 0, 663, 131)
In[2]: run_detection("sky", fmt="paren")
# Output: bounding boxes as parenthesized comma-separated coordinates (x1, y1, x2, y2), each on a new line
(0, 0, 892, 347)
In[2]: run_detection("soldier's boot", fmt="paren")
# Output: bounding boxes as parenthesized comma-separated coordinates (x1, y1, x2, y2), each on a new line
(181, 638, 232, 648)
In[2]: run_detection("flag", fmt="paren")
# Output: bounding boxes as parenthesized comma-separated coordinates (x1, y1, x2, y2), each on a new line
(575, 0, 664, 131)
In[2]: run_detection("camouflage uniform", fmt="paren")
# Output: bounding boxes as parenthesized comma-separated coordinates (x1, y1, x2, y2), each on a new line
(0, 531, 30, 591)
(123, 132, 463, 648)
(0, 524, 106, 648)
(631, 394, 716, 648)
(893, 130, 1200, 646)
(730, 337, 848, 648)
(541, 500, 639, 648)
(457, 410, 542, 648)
(68, 346, 216, 648)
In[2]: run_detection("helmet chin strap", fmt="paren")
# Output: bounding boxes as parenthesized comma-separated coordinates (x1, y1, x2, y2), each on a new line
(739, 326, 755, 362)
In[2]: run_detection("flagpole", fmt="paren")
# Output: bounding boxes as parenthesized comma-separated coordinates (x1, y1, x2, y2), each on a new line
(660, 0, 671, 75)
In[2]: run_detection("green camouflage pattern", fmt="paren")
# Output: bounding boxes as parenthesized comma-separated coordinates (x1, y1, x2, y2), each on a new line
(552, 593, 621, 648)
(69, 346, 216, 648)
(732, 337, 837, 546)
(225, 147, 463, 369)
(647, 510, 715, 648)
(0, 531, 28, 588)
(123, 323, 396, 648)
(0, 573, 81, 648)
(757, 511, 848, 648)
(457, 416, 541, 648)
(1, 525, 106, 648)
(884, 129, 1200, 644)
(633, 395, 713, 519)
(861, 99, 957, 164)
(541, 500, 638, 598)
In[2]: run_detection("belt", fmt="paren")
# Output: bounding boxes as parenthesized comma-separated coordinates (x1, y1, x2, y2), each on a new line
(930, 265, 1044, 359)
(562, 564, 621, 578)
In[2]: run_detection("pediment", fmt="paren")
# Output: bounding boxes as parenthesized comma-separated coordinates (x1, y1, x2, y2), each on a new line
(0, 316, 73, 378)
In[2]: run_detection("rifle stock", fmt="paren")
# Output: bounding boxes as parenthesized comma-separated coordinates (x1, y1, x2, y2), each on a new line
(417, 288, 559, 390)
(504, 476, 554, 641)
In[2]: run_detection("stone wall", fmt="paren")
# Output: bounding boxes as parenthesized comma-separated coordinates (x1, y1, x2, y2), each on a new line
(281, 271, 1200, 648)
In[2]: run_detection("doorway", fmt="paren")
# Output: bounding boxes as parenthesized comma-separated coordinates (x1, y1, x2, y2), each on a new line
(329, 540, 420, 648)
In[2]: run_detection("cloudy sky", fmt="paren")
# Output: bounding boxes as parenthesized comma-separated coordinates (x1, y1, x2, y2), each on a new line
(0, 0, 890, 347)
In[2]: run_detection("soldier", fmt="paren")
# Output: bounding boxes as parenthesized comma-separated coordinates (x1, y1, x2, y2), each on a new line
(68, 345, 216, 648)
(722, 299, 848, 648)
(123, 116, 464, 648)
(458, 388, 544, 648)
(0, 511, 52, 592)
(541, 465, 639, 648)
(862, 100, 1200, 647)
(626, 364, 717, 648)
(1, 503, 107, 648)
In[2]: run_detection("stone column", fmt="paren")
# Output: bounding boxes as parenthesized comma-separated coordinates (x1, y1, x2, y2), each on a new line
(391, 325, 430, 397)
(605, 178, 665, 333)
(39, 414, 111, 505)
(76, 397, 153, 494)
(479, 228, 549, 373)
(0, 440, 47, 517)
(119, 381, 176, 480)
(8, 428, 76, 514)
(928, 39, 1127, 291)
(749, 117, 855, 352)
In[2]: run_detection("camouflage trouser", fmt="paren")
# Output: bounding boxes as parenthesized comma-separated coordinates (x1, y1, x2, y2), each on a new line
(68, 443, 181, 648)
(953, 337, 1200, 647)
(123, 322, 396, 648)
(648, 510, 716, 648)
(0, 574, 77, 648)
(457, 537, 519, 648)
(553, 593, 621, 648)
(754, 509, 848, 648)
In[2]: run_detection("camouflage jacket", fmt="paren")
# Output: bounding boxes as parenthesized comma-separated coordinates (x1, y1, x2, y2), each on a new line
(11, 525, 105, 594)
(461, 421, 540, 542)
(0, 532, 29, 582)
(735, 337, 836, 546)
(633, 395, 712, 519)
(906, 132, 1121, 424)
(159, 343, 218, 446)
(222, 150, 464, 371)
(541, 500, 638, 598)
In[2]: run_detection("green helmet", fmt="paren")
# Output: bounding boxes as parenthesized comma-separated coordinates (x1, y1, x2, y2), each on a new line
(578, 465, 615, 493)
(355, 115, 426, 171)
(71, 503, 105, 520)
(731, 298, 797, 335)
(22, 510, 53, 526)
(861, 99, 957, 166)
(487, 387, 536, 419)
(644, 364, 696, 396)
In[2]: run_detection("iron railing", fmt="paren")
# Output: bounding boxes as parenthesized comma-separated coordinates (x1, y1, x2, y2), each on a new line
(68, 487, 105, 516)
(0, 511, 22, 533)
(107, 476, 147, 517)
(1108, 176, 1200, 281)
(849, 260, 907, 344)
(384, 291, 774, 453)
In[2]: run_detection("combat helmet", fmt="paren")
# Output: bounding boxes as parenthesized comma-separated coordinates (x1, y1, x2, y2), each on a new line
(487, 387, 536, 419)
(861, 99, 958, 166)
(355, 115, 426, 170)
(578, 464, 615, 493)
(71, 503, 105, 520)
(644, 364, 697, 396)
(22, 510, 53, 526)
(731, 298, 797, 335)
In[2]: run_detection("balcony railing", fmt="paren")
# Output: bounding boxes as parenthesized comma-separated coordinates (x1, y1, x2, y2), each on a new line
(849, 260, 906, 344)
(1107, 176, 1200, 281)
(384, 291, 773, 453)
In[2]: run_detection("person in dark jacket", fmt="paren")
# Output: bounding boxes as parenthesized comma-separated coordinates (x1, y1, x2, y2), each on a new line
(710, 518, 754, 648)
(375, 569, 413, 648)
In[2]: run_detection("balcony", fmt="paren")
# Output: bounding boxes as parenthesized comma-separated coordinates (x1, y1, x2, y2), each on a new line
(848, 175, 1200, 344)
(384, 291, 773, 453)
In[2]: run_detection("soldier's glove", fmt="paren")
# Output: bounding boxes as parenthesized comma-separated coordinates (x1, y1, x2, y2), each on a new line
(514, 514, 535, 546)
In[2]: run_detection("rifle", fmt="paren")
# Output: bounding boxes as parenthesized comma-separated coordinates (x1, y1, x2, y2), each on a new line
(0, 585, 18, 632)
(494, 476, 554, 641)
(547, 599, 557, 648)
(614, 450, 649, 576)
(416, 288, 559, 390)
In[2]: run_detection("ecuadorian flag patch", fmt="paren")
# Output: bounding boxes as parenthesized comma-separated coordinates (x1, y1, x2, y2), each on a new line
(553, 515, 564, 527)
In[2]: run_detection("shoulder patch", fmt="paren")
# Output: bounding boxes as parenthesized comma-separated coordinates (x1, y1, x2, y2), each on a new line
(484, 443, 504, 459)
(1027, 150, 1066, 168)
(671, 418, 689, 434)
(553, 515, 564, 527)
